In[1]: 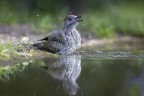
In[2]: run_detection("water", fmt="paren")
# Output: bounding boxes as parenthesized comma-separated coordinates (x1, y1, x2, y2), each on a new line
(0, 51, 144, 96)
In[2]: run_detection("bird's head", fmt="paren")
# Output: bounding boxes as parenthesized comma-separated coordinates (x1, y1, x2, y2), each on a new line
(63, 15, 83, 29)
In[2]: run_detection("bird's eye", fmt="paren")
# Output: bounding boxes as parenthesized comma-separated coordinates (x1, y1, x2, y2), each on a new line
(68, 18, 72, 21)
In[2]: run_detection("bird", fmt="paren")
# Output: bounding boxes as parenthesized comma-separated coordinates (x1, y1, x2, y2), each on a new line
(33, 15, 83, 55)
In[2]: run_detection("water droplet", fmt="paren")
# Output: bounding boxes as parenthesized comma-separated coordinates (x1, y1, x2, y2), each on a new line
(59, 17, 62, 20)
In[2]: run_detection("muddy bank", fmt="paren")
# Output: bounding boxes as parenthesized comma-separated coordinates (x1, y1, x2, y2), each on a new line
(1, 24, 144, 48)
(82, 36, 144, 50)
(0, 24, 144, 61)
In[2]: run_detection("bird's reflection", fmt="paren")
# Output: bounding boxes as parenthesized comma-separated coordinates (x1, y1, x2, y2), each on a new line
(41, 55, 81, 96)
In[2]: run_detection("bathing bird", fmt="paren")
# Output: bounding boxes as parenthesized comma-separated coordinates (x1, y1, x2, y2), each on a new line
(33, 15, 83, 55)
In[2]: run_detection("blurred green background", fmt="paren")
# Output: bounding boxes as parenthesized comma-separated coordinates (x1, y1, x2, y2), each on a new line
(0, 0, 144, 38)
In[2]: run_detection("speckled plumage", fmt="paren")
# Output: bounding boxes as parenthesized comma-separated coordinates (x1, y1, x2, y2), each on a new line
(33, 15, 82, 55)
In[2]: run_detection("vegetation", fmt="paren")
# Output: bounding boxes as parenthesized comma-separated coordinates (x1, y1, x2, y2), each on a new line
(0, 1, 144, 94)
(0, 37, 58, 59)
(0, 1, 144, 38)
(0, 42, 19, 58)
(82, 4, 144, 37)
(0, 38, 34, 59)
(0, 0, 144, 59)
(0, 61, 31, 80)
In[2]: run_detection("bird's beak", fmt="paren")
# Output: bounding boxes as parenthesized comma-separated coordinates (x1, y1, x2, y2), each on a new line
(75, 16, 83, 22)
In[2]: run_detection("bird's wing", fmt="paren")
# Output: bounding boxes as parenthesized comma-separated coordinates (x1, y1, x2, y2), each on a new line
(37, 30, 66, 47)
(38, 30, 59, 41)
(48, 30, 65, 43)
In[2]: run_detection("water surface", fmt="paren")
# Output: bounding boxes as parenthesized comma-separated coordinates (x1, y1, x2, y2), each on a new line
(0, 50, 144, 96)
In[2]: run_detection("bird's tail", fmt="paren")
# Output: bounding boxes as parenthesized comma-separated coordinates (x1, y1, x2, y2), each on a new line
(32, 42, 47, 51)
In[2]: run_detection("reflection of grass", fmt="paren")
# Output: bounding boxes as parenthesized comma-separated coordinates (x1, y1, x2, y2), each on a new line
(0, 60, 45, 81)
(0, 3, 144, 38)
(0, 62, 30, 80)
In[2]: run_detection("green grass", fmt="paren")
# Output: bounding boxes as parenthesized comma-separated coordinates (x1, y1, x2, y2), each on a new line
(0, 38, 56, 59)
(0, 41, 32, 59)
(0, 3, 144, 38)
(0, 42, 15, 58)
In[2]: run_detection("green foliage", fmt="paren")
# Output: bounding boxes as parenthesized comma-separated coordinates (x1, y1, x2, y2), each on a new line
(110, 4, 144, 36)
(30, 10, 67, 33)
(0, 4, 29, 24)
(31, 15, 55, 33)
(80, 3, 144, 37)
(0, 2, 144, 38)
(79, 13, 115, 38)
